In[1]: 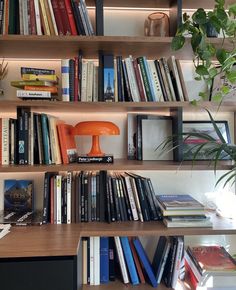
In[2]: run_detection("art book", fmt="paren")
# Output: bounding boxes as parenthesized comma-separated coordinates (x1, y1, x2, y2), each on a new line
(156, 194, 204, 210)
(189, 246, 236, 274)
(4, 179, 34, 212)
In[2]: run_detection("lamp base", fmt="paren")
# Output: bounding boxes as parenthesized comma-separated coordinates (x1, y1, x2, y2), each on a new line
(77, 155, 114, 163)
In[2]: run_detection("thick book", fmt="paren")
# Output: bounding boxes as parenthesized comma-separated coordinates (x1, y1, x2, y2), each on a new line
(114, 236, 129, 284)
(21, 67, 55, 75)
(132, 237, 158, 287)
(120, 236, 139, 285)
(188, 246, 236, 274)
(77, 155, 113, 163)
(57, 123, 77, 164)
(11, 80, 54, 88)
(163, 217, 213, 228)
(17, 90, 51, 99)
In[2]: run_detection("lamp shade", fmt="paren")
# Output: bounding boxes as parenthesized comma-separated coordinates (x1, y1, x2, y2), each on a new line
(73, 121, 120, 157)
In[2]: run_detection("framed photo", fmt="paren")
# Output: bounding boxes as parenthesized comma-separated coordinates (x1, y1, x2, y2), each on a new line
(183, 121, 231, 160)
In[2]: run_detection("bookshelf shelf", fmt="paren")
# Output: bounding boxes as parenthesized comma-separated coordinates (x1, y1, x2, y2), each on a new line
(0, 35, 232, 59)
(1, 213, 236, 259)
(2, 100, 236, 113)
(0, 159, 232, 172)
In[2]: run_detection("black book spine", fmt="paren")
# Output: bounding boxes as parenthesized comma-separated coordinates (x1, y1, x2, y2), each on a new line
(78, 49, 83, 100)
(87, 238, 90, 283)
(115, 176, 125, 221)
(116, 56, 122, 102)
(87, 172, 92, 222)
(20, 67, 55, 75)
(71, 0, 85, 35)
(42, 172, 50, 224)
(118, 177, 128, 221)
(141, 177, 158, 221)
(69, 58, 75, 102)
(96, 172, 100, 221)
(147, 178, 163, 220)
(0, 0, 4, 34)
(111, 176, 121, 221)
(83, 172, 89, 222)
(120, 176, 133, 221)
(33, 113, 39, 164)
(171, 107, 183, 162)
(105, 177, 111, 223)
(107, 175, 116, 222)
(23, 108, 30, 164)
(98, 51, 104, 101)
(95, 0, 103, 35)
(136, 115, 144, 161)
(154, 60, 168, 101)
(163, 237, 178, 287)
(109, 237, 116, 281)
(80, 172, 85, 222)
(133, 176, 150, 221)
(61, 176, 67, 224)
(99, 170, 106, 222)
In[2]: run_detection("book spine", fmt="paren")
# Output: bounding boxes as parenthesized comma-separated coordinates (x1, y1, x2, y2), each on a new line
(81, 61, 87, 101)
(39, 0, 50, 35)
(0, 1, 4, 34)
(33, 0, 42, 35)
(43, 0, 55, 35)
(51, 0, 64, 34)
(74, 56, 79, 102)
(89, 236, 94, 285)
(58, 0, 71, 35)
(86, 61, 94, 102)
(171, 237, 184, 288)
(17, 90, 51, 98)
(71, 0, 85, 35)
(64, 0, 77, 35)
(42, 172, 51, 223)
(61, 59, 70, 102)
(82, 238, 88, 284)
(29, 0, 36, 34)
(1, 118, 9, 165)
(66, 172, 72, 224)
(114, 237, 129, 284)
(143, 56, 155, 101)
(2, 0, 9, 35)
(100, 237, 109, 284)
(124, 56, 140, 102)
(133, 237, 158, 287)
(161, 57, 176, 101)
(133, 58, 146, 102)
(78, 2, 89, 35)
(22, 0, 29, 35)
(80, 0, 94, 35)
(41, 113, 51, 165)
(21, 67, 55, 75)
(148, 60, 164, 101)
(122, 59, 133, 101)
(93, 236, 100, 285)
(123, 175, 139, 220)
(103, 54, 115, 102)
(120, 237, 139, 285)
(137, 57, 152, 101)
(47, 0, 58, 35)
(129, 177, 144, 222)
(154, 60, 168, 101)
(93, 65, 98, 102)
(134, 176, 150, 221)
(56, 174, 62, 224)
(129, 237, 145, 283)
(69, 58, 75, 101)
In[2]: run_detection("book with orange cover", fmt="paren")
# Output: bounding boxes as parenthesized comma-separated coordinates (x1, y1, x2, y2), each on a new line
(189, 245, 236, 274)
(57, 123, 77, 164)
(24, 86, 58, 93)
(129, 237, 145, 283)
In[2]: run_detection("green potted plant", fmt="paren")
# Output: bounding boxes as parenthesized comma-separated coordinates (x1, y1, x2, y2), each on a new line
(171, 0, 236, 102)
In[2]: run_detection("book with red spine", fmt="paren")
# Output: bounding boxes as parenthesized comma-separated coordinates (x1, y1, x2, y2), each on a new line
(58, 0, 71, 35)
(29, 0, 36, 34)
(51, 0, 64, 35)
(129, 237, 145, 283)
(132, 58, 146, 102)
(64, 0, 77, 35)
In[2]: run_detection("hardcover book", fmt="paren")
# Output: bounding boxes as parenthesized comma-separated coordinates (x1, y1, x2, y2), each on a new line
(0, 210, 43, 226)
(4, 179, 33, 212)
(156, 194, 204, 210)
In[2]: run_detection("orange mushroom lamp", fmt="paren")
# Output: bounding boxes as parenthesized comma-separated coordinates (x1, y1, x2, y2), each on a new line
(73, 121, 120, 157)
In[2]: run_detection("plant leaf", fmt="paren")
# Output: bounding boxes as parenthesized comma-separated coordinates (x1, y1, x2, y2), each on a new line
(216, 49, 228, 64)
(226, 70, 236, 84)
(171, 35, 185, 51)
(196, 65, 209, 76)
(205, 109, 226, 143)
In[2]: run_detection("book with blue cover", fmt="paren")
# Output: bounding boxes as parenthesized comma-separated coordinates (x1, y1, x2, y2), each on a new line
(120, 236, 139, 285)
(100, 237, 109, 284)
(133, 237, 158, 287)
(157, 194, 204, 210)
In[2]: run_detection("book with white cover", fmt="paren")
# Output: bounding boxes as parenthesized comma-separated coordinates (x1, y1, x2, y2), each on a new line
(90, 237, 94, 285)
(17, 90, 51, 98)
(148, 60, 164, 101)
(114, 236, 129, 284)
(93, 237, 100, 285)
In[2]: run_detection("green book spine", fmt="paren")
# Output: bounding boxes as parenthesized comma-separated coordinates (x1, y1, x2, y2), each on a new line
(137, 57, 152, 102)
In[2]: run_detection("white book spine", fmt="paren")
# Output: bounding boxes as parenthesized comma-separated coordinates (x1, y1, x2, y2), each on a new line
(93, 237, 100, 285)
(80, 0, 94, 35)
(17, 90, 51, 98)
(22, 0, 29, 35)
(34, 0, 42, 35)
(148, 60, 164, 102)
(19, 0, 24, 35)
(81, 61, 88, 102)
(124, 175, 139, 220)
(162, 57, 176, 101)
(171, 238, 184, 288)
(47, 0, 58, 35)
(124, 57, 140, 102)
(157, 241, 171, 284)
(86, 61, 94, 102)
(93, 65, 98, 102)
(129, 177, 143, 222)
(56, 175, 62, 224)
(78, 2, 89, 36)
(66, 172, 72, 224)
(61, 59, 70, 102)
(89, 237, 94, 285)
(2, 118, 9, 165)
(114, 237, 129, 284)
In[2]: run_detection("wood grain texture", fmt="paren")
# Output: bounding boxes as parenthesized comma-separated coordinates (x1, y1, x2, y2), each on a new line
(1, 213, 236, 259)
(0, 36, 232, 59)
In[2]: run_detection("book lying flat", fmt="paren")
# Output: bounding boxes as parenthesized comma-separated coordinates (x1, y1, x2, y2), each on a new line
(163, 218, 213, 228)
(0, 210, 43, 226)
(156, 194, 204, 210)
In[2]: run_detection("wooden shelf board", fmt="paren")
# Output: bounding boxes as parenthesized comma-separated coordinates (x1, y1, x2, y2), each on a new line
(82, 280, 192, 290)
(0, 36, 232, 59)
(1, 100, 236, 113)
(0, 224, 81, 258)
(0, 160, 232, 172)
(1, 213, 236, 259)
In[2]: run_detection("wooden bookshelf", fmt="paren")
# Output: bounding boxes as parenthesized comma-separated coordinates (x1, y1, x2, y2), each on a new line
(0, 159, 232, 172)
(0, 213, 236, 259)
(0, 35, 233, 59)
(2, 100, 236, 113)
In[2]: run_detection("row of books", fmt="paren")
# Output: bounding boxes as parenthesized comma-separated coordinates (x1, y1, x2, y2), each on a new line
(156, 194, 213, 228)
(61, 53, 188, 103)
(11, 67, 59, 99)
(185, 245, 236, 290)
(0, 107, 77, 165)
(81, 235, 184, 289)
(0, 0, 94, 36)
(42, 171, 162, 224)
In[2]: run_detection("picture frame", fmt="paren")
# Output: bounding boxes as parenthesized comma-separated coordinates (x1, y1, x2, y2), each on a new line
(182, 121, 231, 160)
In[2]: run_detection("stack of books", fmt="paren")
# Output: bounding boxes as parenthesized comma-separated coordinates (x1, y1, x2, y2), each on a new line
(11, 67, 59, 100)
(185, 245, 236, 290)
(0, 223, 11, 239)
(156, 194, 213, 228)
